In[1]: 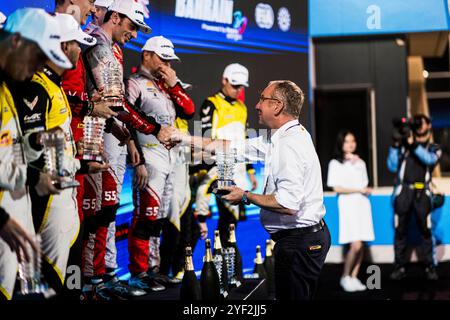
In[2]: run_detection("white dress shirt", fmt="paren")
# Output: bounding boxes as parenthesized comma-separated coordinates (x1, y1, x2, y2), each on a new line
(232, 120, 326, 233)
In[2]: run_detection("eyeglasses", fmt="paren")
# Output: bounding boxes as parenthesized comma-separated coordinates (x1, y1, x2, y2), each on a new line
(258, 95, 282, 104)
(231, 84, 244, 90)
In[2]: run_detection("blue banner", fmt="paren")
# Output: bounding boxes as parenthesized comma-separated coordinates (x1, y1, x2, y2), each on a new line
(0, 0, 308, 54)
(127, 1, 309, 54)
(310, 0, 450, 37)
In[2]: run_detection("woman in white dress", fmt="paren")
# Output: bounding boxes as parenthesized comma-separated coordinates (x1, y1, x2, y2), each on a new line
(327, 130, 375, 292)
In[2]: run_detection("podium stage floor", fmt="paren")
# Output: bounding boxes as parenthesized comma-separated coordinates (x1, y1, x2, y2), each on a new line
(316, 262, 450, 300)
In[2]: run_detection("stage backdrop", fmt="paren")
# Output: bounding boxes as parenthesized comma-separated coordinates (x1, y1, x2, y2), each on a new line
(3, 1, 450, 275)
(0, 0, 310, 276)
(0, 0, 309, 130)
(124, 0, 310, 131)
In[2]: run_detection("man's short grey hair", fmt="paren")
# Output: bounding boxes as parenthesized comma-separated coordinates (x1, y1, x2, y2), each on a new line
(269, 80, 304, 118)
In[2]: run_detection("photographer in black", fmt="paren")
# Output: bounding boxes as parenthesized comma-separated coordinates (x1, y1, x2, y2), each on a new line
(387, 114, 441, 281)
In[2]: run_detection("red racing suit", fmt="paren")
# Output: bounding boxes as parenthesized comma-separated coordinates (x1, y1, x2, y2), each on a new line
(62, 58, 90, 224)
(81, 26, 162, 280)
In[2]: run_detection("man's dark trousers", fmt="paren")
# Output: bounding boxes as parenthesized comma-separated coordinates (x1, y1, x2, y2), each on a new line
(273, 223, 331, 300)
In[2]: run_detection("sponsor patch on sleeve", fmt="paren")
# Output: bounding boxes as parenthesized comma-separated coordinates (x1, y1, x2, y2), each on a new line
(0, 130, 12, 147)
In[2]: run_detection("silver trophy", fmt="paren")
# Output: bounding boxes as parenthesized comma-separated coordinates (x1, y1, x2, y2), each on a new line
(83, 116, 106, 162)
(101, 63, 125, 112)
(12, 137, 25, 166)
(17, 235, 49, 296)
(41, 131, 80, 189)
(213, 149, 237, 196)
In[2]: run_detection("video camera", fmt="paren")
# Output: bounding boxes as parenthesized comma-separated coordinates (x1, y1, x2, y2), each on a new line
(392, 117, 423, 144)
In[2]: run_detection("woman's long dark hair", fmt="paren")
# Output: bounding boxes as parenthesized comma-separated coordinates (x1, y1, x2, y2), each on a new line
(334, 129, 357, 163)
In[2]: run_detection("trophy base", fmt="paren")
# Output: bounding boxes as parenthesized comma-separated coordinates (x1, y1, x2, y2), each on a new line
(16, 285, 54, 300)
(110, 105, 126, 113)
(104, 97, 126, 113)
(54, 179, 80, 190)
(212, 180, 236, 197)
(83, 154, 103, 162)
(213, 188, 231, 196)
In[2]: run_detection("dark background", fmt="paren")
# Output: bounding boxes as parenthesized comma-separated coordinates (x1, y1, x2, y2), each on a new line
(315, 88, 373, 189)
(313, 37, 409, 186)
(124, 52, 310, 131)
(122, 0, 310, 132)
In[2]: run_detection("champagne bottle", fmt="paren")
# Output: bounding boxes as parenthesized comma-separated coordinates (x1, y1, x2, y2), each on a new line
(200, 239, 221, 301)
(263, 239, 275, 293)
(226, 224, 242, 287)
(213, 230, 229, 298)
(253, 245, 268, 279)
(180, 246, 201, 300)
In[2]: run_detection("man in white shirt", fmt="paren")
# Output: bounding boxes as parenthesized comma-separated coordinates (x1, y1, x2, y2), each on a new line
(174, 80, 330, 300)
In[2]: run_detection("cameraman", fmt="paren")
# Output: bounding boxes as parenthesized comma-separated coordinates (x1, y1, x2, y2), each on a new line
(387, 114, 441, 281)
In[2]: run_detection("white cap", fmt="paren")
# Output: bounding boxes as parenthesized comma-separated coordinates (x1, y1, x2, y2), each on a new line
(3, 8, 72, 69)
(95, 0, 114, 8)
(0, 11, 6, 28)
(142, 36, 179, 61)
(109, 0, 151, 34)
(223, 63, 249, 87)
(54, 13, 96, 46)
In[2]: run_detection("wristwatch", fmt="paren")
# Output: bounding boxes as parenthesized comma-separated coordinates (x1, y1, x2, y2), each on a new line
(242, 190, 250, 205)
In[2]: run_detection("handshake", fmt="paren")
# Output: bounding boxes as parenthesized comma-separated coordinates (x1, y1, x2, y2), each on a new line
(157, 126, 188, 149)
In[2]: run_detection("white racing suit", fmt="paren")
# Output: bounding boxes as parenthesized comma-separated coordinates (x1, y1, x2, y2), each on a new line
(14, 67, 80, 293)
(169, 119, 192, 231)
(83, 134, 125, 281)
(0, 79, 43, 300)
(157, 119, 192, 276)
(83, 27, 163, 282)
(125, 67, 194, 275)
(86, 23, 125, 276)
